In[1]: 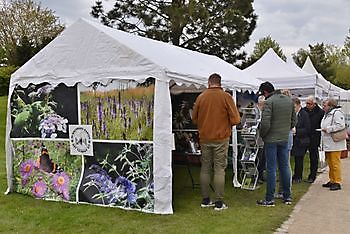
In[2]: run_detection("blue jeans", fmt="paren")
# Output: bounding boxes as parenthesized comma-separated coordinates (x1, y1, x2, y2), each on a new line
(264, 141, 291, 201)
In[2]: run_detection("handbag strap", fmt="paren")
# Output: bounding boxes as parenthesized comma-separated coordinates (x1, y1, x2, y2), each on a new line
(330, 109, 346, 131)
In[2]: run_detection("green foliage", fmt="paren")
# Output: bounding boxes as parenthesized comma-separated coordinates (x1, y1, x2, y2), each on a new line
(0, 0, 64, 66)
(333, 64, 350, 89)
(343, 29, 350, 60)
(91, 0, 257, 64)
(293, 43, 334, 80)
(241, 36, 286, 68)
(292, 33, 350, 90)
(0, 65, 18, 96)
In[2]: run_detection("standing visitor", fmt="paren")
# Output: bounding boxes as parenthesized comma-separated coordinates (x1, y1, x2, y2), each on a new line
(192, 73, 241, 211)
(291, 97, 311, 183)
(256, 95, 266, 183)
(256, 82, 296, 207)
(275, 89, 294, 198)
(320, 98, 347, 191)
(303, 96, 324, 183)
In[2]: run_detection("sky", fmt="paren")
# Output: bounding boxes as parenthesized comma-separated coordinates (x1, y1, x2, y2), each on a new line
(34, 0, 350, 56)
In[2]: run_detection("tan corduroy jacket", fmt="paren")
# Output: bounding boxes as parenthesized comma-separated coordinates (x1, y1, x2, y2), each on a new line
(192, 87, 240, 143)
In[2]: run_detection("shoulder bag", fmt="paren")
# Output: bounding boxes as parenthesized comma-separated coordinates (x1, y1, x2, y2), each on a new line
(330, 110, 348, 142)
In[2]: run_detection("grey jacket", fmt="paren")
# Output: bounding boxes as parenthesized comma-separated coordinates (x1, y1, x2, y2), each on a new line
(260, 90, 296, 143)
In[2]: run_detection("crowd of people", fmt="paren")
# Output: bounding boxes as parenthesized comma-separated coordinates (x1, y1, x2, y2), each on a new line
(192, 73, 348, 211)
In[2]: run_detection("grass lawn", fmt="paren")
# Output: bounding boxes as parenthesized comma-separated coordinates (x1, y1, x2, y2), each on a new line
(0, 95, 311, 233)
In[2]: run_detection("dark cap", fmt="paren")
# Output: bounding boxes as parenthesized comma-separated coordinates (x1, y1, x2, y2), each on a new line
(258, 81, 275, 95)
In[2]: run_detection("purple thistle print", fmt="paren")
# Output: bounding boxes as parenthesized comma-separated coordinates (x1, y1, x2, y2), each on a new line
(84, 165, 138, 205)
(20, 159, 36, 179)
(115, 176, 137, 204)
(32, 181, 48, 198)
(52, 172, 70, 200)
(97, 98, 103, 131)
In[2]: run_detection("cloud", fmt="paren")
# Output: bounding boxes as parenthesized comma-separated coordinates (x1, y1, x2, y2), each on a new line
(246, 0, 350, 55)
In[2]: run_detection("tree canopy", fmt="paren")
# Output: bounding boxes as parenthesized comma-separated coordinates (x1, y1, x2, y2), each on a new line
(91, 0, 257, 64)
(0, 0, 64, 66)
(293, 34, 350, 90)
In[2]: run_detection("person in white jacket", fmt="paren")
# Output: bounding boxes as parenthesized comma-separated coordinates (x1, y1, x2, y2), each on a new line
(320, 98, 347, 191)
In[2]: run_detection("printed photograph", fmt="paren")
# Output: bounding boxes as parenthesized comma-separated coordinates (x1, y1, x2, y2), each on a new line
(12, 140, 82, 202)
(80, 79, 154, 141)
(10, 83, 78, 138)
(79, 142, 154, 212)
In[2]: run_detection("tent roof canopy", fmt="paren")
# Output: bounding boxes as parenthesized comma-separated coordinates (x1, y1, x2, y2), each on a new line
(11, 18, 260, 92)
(302, 56, 347, 98)
(244, 48, 316, 91)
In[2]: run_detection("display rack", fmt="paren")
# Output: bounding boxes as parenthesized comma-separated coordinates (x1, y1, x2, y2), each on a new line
(240, 107, 260, 190)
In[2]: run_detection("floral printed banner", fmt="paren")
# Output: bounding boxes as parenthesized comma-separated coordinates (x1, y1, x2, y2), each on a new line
(10, 80, 156, 213)
(80, 79, 154, 141)
(10, 83, 78, 138)
(12, 140, 81, 202)
(79, 142, 154, 212)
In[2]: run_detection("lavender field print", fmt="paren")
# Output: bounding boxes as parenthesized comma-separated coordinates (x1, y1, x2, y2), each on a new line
(80, 79, 154, 141)
(79, 142, 154, 212)
(10, 83, 78, 138)
(12, 140, 82, 202)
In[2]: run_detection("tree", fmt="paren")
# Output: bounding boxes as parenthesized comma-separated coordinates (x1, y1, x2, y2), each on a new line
(240, 35, 286, 68)
(292, 48, 308, 68)
(0, 65, 18, 96)
(91, 0, 257, 64)
(292, 43, 333, 81)
(0, 0, 64, 66)
(343, 29, 350, 63)
(293, 41, 350, 89)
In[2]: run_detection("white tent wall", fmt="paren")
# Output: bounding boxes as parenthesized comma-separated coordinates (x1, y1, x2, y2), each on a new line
(153, 78, 173, 214)
(6, 18, 259, 214)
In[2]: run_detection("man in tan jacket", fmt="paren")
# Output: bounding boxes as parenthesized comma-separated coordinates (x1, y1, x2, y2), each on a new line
(192, 73, 240, 211)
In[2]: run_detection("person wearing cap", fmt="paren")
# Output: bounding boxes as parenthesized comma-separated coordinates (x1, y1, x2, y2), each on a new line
(256, 81, 296, 207)
(192, 73, 241, 211)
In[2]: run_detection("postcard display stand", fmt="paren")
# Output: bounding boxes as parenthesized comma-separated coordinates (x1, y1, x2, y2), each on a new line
(240, 108, 260, 190)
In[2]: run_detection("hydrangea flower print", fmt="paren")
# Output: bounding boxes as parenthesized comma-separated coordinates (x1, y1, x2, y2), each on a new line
(32, 181, 48, 198)
(52, 172, 70, 200)
(39, 114, 68, 138)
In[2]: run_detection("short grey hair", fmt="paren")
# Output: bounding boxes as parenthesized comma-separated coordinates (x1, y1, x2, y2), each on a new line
(306, 95, 316, 103)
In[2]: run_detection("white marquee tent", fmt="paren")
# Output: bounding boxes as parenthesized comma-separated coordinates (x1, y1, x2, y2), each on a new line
(244, 48, 329, 97)
(6, 18, 260, 214)
(302, 56, 347, 99)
